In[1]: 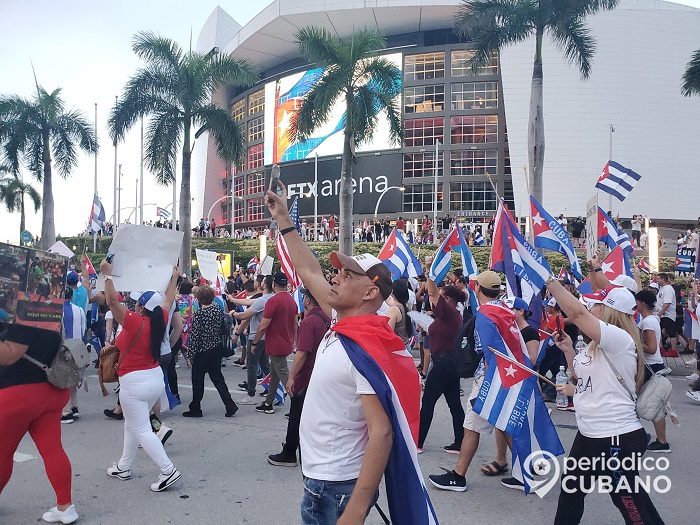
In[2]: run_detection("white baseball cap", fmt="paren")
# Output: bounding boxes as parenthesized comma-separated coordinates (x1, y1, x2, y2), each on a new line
(129, 290, 164, 311)
(581, 285, 636, 315)
(612, 274, 638, 293)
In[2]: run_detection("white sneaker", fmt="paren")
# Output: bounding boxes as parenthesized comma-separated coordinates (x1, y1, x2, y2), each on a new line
(686, 373, 699, 381)
(157, 425, 173, 445)
(237, 394, 257, 405)
(107, 463, 132, 480)
(685, 390, 700, 404)
(150, 467, 181, 492)
(42, 504, 79, 524)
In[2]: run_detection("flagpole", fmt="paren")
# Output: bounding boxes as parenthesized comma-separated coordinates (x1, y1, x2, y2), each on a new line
(139, 116, 144, 225)
(489, 347, 557, 387)
(608, 124, 614, 215)
(433, 140, 439, 244)
(93, 102, 98, 253)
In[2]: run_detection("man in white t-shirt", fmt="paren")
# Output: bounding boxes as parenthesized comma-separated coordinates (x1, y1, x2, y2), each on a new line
(657, 273, 678, 353)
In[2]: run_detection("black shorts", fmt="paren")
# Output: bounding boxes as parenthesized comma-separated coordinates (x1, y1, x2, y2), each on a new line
(659, 317, 677, 338)
(643, 362, 665, 382)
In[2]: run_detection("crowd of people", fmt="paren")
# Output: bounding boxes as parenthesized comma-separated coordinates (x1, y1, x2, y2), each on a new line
(4, 188, 700, 524)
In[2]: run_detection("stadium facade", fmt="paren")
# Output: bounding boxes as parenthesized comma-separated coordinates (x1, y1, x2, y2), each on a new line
(194, 0, 700, 233)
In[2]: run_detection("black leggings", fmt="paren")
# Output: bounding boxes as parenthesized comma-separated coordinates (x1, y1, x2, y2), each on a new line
(418, 354, 464, 447)
(554, 428, 664, 525)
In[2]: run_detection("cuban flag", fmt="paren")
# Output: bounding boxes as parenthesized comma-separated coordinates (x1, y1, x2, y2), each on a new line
(260, 374, 286, 405)
(246, 256, 259, 271)
(637, 257, 651, 274)
(530, 196, 582, 280)
(536, 329, 555, 368)
(333, 315, 438, 524)
(576, 278, 593, 295)
(156, 206, 171, 219)
(600, 245, 633, 280)
(598, 207, 633, 255)
(676, 248, 694, 274)
(292, 286, 305, 314)
(473, 231, 485, 245)
(275, 232, 302, 288)
(89, 194, 106, 234)
(428, 227, 461, 282)
(379, 227, 422, 280)
(472, 303, 564, 494)
(595, 161, 641, 202)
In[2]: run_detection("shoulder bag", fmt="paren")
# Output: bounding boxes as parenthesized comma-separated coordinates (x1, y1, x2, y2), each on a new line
(98, 320, 144, 396)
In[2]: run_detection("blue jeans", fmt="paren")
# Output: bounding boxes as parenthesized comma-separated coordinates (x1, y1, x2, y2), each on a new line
(301, 477, 378, 525)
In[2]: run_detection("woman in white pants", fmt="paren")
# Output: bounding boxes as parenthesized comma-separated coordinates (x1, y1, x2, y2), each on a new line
(101, 261, 181, 492)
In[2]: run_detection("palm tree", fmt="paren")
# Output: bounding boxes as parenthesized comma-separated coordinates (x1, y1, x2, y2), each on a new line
(291, 27, 402, 254)
(455, 0, 618, 204)
(108, 31, 257, 275)
(681, 49, 700, 97)
(0, 86, 98, 249)
(0, 166, 41, 242)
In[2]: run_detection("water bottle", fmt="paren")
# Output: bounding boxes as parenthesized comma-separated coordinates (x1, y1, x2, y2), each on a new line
(556, 366, 568, 408)
(574, 335, 586, 354)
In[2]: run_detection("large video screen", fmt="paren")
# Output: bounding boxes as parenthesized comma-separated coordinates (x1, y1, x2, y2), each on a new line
(263, 53, 402, 165)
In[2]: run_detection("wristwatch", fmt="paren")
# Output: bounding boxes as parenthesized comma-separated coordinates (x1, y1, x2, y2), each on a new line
(104, 275, 113, 281)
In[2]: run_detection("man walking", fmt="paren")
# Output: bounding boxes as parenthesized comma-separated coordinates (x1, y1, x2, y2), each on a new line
(268, 288, 330, 466)
(251, 272, 297, 414)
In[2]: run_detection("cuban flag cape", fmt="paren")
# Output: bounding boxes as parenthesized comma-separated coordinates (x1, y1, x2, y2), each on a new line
(472, 303, 564, 494)
(333, 315, 438, 525)
(379, 227, 422, 280)
(530, 195, 582, 280)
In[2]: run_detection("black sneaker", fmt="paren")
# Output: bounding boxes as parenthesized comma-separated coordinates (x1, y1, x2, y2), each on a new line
(428, 468, 467, 492)
(104, 408, 124, 421)
(182, 410, 203, 418)
(646, 440, 671, 453)
(501, 477, 525, 491)
(71, 406, 80, 419)
(443, 442, 461, 454)
(60, 414, 74, 424)
(238, 381, 248, 391)
(255, 402, 274, 414)
(268, 450, 298, 467)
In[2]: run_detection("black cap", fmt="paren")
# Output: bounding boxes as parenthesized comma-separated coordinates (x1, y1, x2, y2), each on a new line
(273, 272, 288, 287)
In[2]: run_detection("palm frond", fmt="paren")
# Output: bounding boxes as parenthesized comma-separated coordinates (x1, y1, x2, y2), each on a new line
(345, 28, 388, 64)
(354, 58, 402, 99)
(351, 84, 382, 145)
(51, 126, 78, 178)
(681, 49, 700, 97)
(288, 66, 347, 142)
(206, 55, 258, 91)
(132, 31, 183, 71)
(295, 27, 344, 68)
(144, 109, 182, 185)
(548, 17, 595, 79)
(26, 183, 41, 212)
(550, 0, 618, 22)
(195, 105, 245, 165)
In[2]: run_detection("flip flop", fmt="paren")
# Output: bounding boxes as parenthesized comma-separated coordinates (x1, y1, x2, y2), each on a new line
(480, 461, 508, 476)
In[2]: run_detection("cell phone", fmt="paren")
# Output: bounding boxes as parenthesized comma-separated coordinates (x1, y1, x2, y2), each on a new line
(269, 164, 281, 194)
(555, 316, 564, 338)
(106, 253, 115, 264)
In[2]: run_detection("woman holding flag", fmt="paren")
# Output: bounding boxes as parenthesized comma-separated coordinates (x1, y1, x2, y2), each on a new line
(546, 277, 664, 524)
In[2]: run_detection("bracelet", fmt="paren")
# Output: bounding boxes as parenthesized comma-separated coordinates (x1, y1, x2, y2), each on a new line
(280, 226, 296, 236)
(593, 268, 603, 273)
(104, 275, 113, 281)
(545, 274, 557, 286)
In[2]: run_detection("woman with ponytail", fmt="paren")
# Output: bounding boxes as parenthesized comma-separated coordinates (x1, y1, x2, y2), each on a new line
(100, 262, 181, 493)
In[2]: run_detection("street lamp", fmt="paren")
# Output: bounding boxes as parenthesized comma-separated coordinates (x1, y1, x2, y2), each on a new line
(206, 195, 242, 236)
(374, 186, 405, 218)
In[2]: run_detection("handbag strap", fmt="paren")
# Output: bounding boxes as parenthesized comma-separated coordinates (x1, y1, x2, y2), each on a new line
(599, 346, 637, 402)
(115, 320, 145, 370)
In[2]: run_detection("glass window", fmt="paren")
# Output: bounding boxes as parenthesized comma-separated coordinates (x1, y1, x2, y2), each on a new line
(402, 183, 443, 213)
(450, 149, 498, 177)
(231, 99, 245, 122)
(233, 200, 244, 223)
(248, 116, 264, 143)
(403, 152, 443, 178)
(404, 117, 444, 147)
(247, 144, 264, 170)
(404, 52, 445, 81)
(450, 115, 498, 144)
(451, 50, 498, 77)
(404, 85, 445, 113)
(233, 175, 244, 197)
(247, 198, 265, 221)
(449, 182, 497, 212)
(248, 89, 265, 115)
(451, 82, 498, 110)
(247, 171, 265, 194)
(221, 202, 229, 223)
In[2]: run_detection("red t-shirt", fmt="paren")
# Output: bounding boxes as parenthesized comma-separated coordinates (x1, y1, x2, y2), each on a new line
(262, 292, 298, 356)
(115, 310, 168, 376)
(292, 307, 331, 395)
(396, 219, 405, 231)
(427, 295, 463, 355)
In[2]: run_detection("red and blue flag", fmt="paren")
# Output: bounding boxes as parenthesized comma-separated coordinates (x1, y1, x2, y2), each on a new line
(379, 227, 422, 280)
(530, 196, 582, 279)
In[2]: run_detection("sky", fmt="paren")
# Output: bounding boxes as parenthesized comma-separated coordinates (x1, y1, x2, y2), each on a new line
(1, 0, 699, 244)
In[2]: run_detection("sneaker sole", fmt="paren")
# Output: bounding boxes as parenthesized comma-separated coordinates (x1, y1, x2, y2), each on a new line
(646, 448, 671, 453)
(267, 458, 299, 467)
(444, 449, 460, 454)
(428, 477, 466, 492)
(151, 470, 181, 492)
(501, 481, 525, 491)
(160, 429, 173, 445)
(107, 471, 131, 481)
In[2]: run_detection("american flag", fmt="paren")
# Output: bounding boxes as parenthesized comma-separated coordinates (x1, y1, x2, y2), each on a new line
(275, 232, 302, 289)
(289, 197, 300, 232)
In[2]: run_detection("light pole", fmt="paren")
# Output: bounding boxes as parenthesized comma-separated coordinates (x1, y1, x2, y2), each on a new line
(374, 186, 405, 218)
(314, 152, 319, 241)
(206, 195, 241, 236)
(433, 140, 440, 243)
(135, 178, 138, 224)
(608, 124, 614, 214)
(117, 164, 123, 227)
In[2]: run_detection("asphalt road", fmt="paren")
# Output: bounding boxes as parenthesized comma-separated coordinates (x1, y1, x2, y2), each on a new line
(3, 354, 698, 525)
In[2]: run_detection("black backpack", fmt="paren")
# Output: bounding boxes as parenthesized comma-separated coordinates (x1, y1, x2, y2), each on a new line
(450, 315, 480, 378)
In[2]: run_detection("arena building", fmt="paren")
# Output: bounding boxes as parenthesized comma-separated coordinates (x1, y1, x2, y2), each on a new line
(193, 0, 700, 234)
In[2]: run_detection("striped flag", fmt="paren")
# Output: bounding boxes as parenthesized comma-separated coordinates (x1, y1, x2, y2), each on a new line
(292, 286, 305, 314)
(246, 256, 259, 271)
(473, 231, 485, 245)
(686, 307, 699, 325)
(598, 207, 633, 255)
(675, 248, 694, 274)
(530, 195, 582, 279)
(378, 227, 422, 280)
(637, 257, 651, 274)
(156, 206, 171, 219)
(89, 194, 105, 234)
(333, 315, 438, 524)
(536, 329, 555, 368)
(275, 233, 302, 289)
(595, 161, 641, 201)
(260, 374, 286, 405)
(289, 197, 300, 232)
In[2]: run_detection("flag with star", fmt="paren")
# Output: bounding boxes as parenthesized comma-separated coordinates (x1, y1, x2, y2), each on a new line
(530, 195, 582, 280)
(599, 245, 633, 280)
(597, 207, 633, 255)
(378, 227, 422, 280)
(288, 197, 300, 232)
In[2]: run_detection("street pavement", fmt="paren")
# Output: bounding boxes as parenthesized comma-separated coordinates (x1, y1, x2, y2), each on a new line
(3, 354, 697, 525)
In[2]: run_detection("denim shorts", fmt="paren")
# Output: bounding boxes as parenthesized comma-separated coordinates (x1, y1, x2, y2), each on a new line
(301, 476, 378, 525)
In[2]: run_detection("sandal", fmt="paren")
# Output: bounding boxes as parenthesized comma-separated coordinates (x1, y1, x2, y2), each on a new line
(480, 461, 508, 476)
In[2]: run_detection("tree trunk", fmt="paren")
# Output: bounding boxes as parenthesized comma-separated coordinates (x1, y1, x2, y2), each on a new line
(41, 133, 55, 250)
(528, 30, 545, 205)
(19, 191, 25, 243)
(338, 93, 354, 255)
(180, 121, 193, 276)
